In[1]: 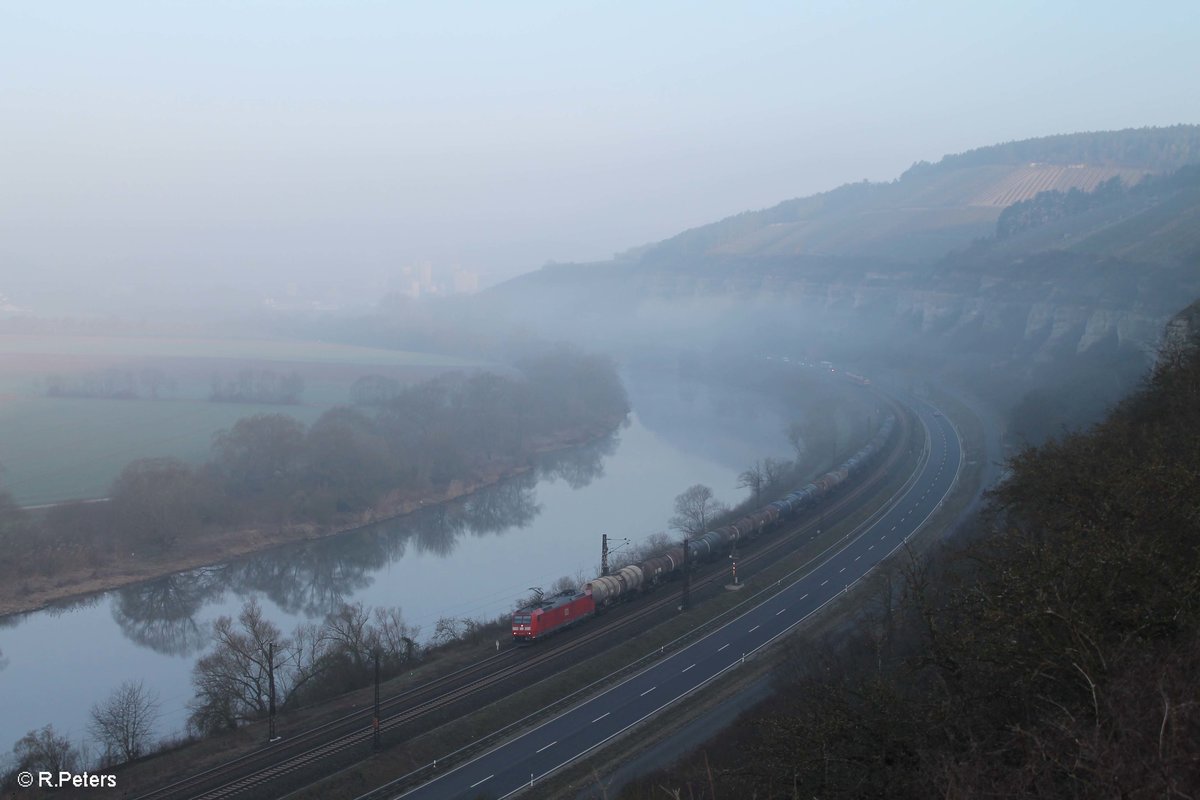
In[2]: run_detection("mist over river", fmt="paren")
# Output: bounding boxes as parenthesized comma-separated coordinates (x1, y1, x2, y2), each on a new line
(0, 369, 797, 753)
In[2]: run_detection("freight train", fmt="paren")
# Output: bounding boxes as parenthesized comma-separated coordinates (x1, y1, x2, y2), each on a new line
(511, 412, 897, 642)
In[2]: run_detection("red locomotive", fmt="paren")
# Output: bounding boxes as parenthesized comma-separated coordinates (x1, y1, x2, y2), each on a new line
(512, 590, 596, 642)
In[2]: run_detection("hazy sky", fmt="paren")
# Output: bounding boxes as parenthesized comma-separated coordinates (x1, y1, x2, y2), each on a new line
(2, 1, 1197, 302)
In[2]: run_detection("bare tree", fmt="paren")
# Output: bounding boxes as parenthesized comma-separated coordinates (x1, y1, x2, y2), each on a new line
(670, 484, 725, 539)
(737, 462, 766, 505)
(432, 616, 463, 647)
(12, 725, 79, 775)
(786, 421, 806, 461)
(187, 598, 327, 735)
(323, 602, 373, 672)
(761, 457, 791, 490)
(636, 531, 674, 560)
(550, 574, 579, 594)
(458, 617, 486, 644)
(89, 679, 160, 764)
(372, 607, 420, 666)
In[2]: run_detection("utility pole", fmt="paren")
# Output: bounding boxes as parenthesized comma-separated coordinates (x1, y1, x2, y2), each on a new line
(267, 641, 277, 742)
(681, 535, 691, 611)
(373, 649, 381, 751)
(601, 535, 628, 577)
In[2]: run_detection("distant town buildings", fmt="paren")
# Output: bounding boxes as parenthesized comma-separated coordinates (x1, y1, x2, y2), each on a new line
(259, 261, 482, 313)
(452, 269, 480, 294)
(393, 262, 480, 299)
(0, 291, 29, 316)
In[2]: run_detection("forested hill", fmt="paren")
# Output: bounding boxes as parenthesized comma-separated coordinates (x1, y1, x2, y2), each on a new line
(494, 125, 1200, 279)
(619, 300, 1200, 799)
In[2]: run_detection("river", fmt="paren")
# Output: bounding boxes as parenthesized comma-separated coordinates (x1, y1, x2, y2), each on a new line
(0, 369, 796, 756)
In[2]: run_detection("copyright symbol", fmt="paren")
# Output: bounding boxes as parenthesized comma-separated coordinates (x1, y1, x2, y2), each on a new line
(17, 771, 33, 788)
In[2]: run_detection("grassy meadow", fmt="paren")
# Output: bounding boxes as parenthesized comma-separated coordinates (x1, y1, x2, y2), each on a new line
(0, 334, 485, 506)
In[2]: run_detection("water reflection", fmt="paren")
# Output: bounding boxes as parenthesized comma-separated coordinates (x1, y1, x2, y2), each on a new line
(234, 536, 382, 617)
(110, 568, 225, 656)
(536, 423, 620, 488)
(109, 429, 617, 654)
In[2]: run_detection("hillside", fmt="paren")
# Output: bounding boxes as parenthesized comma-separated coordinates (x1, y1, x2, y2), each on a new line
(613, 125, 1200, 267)
(487, 127, 1200, 433)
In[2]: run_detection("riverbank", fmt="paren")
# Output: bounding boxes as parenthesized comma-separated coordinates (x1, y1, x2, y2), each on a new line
(0, 415, 625, 618)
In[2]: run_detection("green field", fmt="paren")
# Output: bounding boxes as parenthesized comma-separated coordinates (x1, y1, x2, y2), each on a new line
(0, 334, 487, 506)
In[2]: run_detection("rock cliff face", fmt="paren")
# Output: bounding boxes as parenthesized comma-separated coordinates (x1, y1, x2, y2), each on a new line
(1162, 299, 1200, 356)
(626, 260, 1189, 368)
(492, 128, 1200, 379)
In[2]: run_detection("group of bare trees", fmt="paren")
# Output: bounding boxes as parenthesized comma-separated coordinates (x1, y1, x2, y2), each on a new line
(3, 597, 423, 780)
(9, 725, 80, 777)
(187, 598, 420, 735)
(5, 682, 160, 786)
(735, 457, 792, 506)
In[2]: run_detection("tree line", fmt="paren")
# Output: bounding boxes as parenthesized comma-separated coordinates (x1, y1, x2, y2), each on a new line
(43, 367, 175, 400)
(0, 349, 628, 585)
(209, 368, 305, 405)
(618, 331, 1200, 797)
(902, 125, 1200, 179)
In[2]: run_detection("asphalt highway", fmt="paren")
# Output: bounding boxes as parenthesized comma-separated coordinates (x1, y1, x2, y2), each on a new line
(396, 397, 961, 800)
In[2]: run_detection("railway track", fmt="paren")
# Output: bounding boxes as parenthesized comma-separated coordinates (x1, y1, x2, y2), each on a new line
(128, 394, 915, 800)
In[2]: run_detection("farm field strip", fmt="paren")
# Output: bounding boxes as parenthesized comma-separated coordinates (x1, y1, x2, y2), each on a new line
(0, 335, 490, 505)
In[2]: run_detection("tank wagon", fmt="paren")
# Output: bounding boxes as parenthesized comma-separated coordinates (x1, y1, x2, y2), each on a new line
(512, 408, 898, 640)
